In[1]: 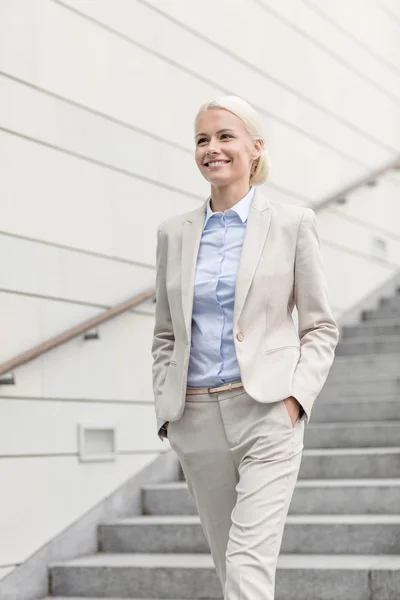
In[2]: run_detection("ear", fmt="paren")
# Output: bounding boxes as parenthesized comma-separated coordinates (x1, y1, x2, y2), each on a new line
(252, 139, 264, 160)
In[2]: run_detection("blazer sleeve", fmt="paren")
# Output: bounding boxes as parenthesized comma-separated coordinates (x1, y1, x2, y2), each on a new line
(151, 224, 175, 441)
(291, 208, 340, 423)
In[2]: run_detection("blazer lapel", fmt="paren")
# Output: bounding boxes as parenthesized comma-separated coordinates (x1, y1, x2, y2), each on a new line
(234, 188, 272, 326)
(180, 188, 272, 342)
(181, 197, 209, 342)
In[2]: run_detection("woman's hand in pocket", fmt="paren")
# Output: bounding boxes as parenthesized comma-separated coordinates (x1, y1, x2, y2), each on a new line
(283, 396, 301, 426)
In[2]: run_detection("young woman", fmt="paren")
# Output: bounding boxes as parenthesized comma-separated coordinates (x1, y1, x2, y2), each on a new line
(151, 95, 339, 599)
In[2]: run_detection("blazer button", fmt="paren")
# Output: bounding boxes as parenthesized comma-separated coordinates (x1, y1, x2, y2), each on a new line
(236, 332, 244, 342)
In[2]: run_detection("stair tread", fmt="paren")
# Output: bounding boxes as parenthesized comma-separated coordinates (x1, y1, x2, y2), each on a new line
(144, 478, 400, 491)
(102, 514, 400, 526)
(144, 481, 188, 490)
(295, 477, 400, 486)
(345, 318, 400, 327)
(333, 353, 400, 361)
(307, 420, 400, 427)
(302, 446, 400, 455)
(49, 552, 400, 570)
(339, 334, 400, 343)
(316, 395, 400, 402)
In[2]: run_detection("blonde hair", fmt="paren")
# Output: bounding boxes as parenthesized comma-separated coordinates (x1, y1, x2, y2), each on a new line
(195, 95, 271, 185)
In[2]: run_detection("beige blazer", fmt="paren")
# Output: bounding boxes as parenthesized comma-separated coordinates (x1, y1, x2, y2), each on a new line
(151, 187, 339, 440)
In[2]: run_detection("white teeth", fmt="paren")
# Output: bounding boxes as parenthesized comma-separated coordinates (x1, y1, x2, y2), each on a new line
(208, 160, 230, 167)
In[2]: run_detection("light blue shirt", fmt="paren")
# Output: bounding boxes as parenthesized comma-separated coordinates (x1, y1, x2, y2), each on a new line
(187, 186, 255, 387)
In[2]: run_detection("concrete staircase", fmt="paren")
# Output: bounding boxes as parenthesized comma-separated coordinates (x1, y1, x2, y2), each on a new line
(42, 288, 400, 599)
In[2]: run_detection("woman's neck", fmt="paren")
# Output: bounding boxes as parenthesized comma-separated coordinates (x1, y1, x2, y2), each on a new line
(210, 181, 251, 213)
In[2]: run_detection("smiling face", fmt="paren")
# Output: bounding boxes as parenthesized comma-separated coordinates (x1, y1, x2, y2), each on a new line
(195, 107, 262, 188)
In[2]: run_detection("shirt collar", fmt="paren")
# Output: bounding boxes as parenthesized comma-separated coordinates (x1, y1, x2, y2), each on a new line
(204, 186, 255, 229)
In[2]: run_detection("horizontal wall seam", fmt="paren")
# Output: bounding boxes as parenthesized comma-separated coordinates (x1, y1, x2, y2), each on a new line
(0, 396, 154, 405)
(255, 0, 400, 104)
(0, 450, 162, 459)
(136, 0, 400, 154)
(51, 0, 398, 159)
(303, 0, 400, 79)
(0, 226, 155, 271)
(0, 244, 396, 309)
(2, 75, 399, 213)
(0, 70, 191, 155)
(0, 125, 203, 202)
(0, 123, 314, 206)
(326, 207, 400, 243)
(321, 238, 400, 268)
(380, 4, 400, 29)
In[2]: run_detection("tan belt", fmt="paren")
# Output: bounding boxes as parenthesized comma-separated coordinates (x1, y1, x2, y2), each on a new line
(186, 380, 244, 395)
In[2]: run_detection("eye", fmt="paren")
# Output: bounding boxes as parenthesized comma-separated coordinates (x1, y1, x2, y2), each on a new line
(196, 133, 233, 145)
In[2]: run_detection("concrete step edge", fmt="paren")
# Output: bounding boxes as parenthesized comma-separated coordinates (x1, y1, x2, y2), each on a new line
(101, 514, 400, 526)
(338, 334, 400, 345)
(333, 352, 400, 366)
(144, 478, 400, 492)
(295, 477, 400, 486)
(306, 420, 400, 428)
(344, 318, 400, 329)
(143, 482, 187, 490)
(333, 352, 400, 360)
(316, 396, 400, 404)
(48, 552, 400, 570)
(302, 446, 400, 456)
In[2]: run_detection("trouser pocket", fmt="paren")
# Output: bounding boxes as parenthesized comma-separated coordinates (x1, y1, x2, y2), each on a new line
(280, 399, 298, 429)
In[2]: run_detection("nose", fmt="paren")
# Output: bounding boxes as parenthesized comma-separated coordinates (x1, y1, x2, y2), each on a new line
(206, 137, 221, 155)
(206, 147, 220, 160)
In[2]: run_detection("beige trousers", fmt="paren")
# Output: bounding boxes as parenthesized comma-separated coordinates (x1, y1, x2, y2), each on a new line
(167, 385, 305, 600)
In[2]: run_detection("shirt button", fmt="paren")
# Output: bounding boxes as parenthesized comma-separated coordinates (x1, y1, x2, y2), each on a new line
(236, 332, 244, 342)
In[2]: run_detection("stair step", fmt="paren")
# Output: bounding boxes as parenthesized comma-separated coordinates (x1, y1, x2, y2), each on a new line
(311, 398, 400, 422)
(49, 552, 400, 600)
(336, 335, 400, 355)
(99, 513, 400, 555)
(316, 393, 400, 403)
(362, 307, 400, 320)
(143, 478, 400, 515)
(343, 318, 400, 338)
(328, 353, 400, 381)
(304, 420, 400, 448)
(320, 378, 400, 396)
(292, 446, 400, 479)
(381, 294, 400, 305)
(174, 447, 400, 480)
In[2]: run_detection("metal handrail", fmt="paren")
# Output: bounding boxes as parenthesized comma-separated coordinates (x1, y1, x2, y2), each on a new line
(0, 288, 155, 378)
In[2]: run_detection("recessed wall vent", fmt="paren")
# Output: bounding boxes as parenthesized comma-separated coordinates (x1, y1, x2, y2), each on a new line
(78, 423, 117, 462)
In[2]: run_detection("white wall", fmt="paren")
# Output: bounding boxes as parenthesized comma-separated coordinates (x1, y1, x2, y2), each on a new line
(317, 179, 400, 314)
(0, 0, 399, 579)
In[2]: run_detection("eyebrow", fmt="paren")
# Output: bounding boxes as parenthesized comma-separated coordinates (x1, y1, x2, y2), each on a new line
(194, 128, 235, 140)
